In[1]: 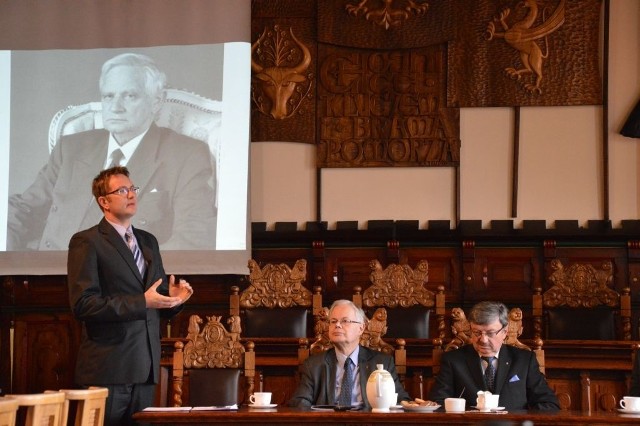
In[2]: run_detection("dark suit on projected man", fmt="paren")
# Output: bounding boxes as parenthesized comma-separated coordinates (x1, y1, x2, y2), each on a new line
(68, 166, 193, 425)
(7, 52, 217, 251)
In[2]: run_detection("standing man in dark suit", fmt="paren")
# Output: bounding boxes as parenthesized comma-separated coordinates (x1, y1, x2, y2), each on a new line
(289, 299, 410, 408)
(429, 301, 559, 411)
(8, 52, 216, 251)
(67, 166, 194, 425)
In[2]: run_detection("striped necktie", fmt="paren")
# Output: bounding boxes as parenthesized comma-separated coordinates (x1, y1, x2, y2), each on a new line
(125, 230, 145, 276)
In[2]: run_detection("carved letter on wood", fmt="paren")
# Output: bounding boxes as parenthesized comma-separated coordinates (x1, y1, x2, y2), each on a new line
(317, 44, 460, 167)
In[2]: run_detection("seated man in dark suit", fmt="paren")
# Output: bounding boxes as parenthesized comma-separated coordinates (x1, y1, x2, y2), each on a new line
(429, 301, 559, 411)
(289, 299, 410, 408)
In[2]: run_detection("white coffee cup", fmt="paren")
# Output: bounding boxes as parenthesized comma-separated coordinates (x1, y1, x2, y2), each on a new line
(249, 392, 272, 405)
(619, 396, 640, 411)
(444, 397, 466, 412)
(477, 393, 500, 411)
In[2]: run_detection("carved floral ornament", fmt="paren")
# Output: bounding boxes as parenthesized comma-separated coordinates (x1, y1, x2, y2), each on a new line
(251, 25, 314, 120)
(345, 0, 430, 30)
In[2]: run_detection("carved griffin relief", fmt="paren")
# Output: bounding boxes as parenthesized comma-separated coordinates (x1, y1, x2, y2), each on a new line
(363, 259, 434, 308)
(345, 0, 430, 30)
(543, 259, 619, 308)
(251, 25, 314, 120)
(183, 314, 245, 369)
(486, 0, 566, 94)
(241, 259, 312, 308)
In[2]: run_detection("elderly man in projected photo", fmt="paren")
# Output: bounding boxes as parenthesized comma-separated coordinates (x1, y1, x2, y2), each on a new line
(7, 53, 217, 250)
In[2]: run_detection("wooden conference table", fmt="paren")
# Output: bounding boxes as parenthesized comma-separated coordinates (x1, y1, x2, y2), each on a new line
(134, 406, 640, 425)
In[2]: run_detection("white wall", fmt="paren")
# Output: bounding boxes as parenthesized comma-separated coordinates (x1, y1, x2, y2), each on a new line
(250, 0, 640, 230)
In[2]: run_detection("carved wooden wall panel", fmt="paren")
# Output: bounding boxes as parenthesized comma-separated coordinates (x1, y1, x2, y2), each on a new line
(251, 2, 316, 143)
(317, 44, 460, 167)
(317, 0, 456, 49)
(448, 0, 602, 107)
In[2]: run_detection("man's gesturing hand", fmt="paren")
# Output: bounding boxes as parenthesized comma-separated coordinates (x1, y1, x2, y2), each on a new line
(144, 275, 192, 308)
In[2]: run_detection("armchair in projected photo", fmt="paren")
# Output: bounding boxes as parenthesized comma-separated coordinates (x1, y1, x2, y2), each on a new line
(171, 314, 255, 407)
(48, 88, 222, 184)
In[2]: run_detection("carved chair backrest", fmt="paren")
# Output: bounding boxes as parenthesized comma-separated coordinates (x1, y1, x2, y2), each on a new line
(171, 314, 255, 407)
(353, 260, 445, 340)
(533, 259, 631, 341)
(231, 259, 322, 338)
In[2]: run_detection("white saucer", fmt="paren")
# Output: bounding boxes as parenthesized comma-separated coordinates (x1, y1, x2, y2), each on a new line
(471, 406, 505, 412)
(618, 408, 640, 414)
(390, 404, 404, 410)
(248, 403, 277, 409)
(402, 404, 441, 412)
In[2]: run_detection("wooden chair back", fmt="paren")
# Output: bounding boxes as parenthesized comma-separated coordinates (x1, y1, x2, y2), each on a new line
(59, 387, 108, 426)
(353, 260, 446, 340)
(533, 259, 631, 341)
(230, 259, 322, 338)
(171, 314, 255, 407)
(0, 397, 19, 426)
(6, 392, 67, 426)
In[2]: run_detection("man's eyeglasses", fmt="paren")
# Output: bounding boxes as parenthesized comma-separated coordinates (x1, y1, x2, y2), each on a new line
(329, 318, 362, 327)
(104, 186, 140, 197)
(470, 326, 506, 339)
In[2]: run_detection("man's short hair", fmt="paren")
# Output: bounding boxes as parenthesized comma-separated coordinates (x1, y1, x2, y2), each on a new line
(468, 301, 509, 328)
(92, 166, 130, 207)
(99, 53, 167, 99)
(329, 299, 366, 323)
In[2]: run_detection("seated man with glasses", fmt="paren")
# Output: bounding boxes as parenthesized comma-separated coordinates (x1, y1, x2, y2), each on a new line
(289, 299, 410, 408)
(429, 301, 559, 411)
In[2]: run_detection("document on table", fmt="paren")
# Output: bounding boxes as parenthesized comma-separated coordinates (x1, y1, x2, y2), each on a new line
(192, 404, 239, 411)
(142, 407, 192, 412)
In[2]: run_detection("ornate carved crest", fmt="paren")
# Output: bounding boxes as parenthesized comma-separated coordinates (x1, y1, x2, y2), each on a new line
(544, 259, 619, 308)
(251, 25, 313, 120)
(241, 259, 311, 308)
(345, 0, 430, 30)
(183, 314, 245, 369)
(363, 260, 433, 308)
(485, 0, 566, 94)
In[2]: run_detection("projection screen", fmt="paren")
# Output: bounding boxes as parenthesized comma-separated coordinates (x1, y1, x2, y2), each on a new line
(0, 0, 251, 275)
